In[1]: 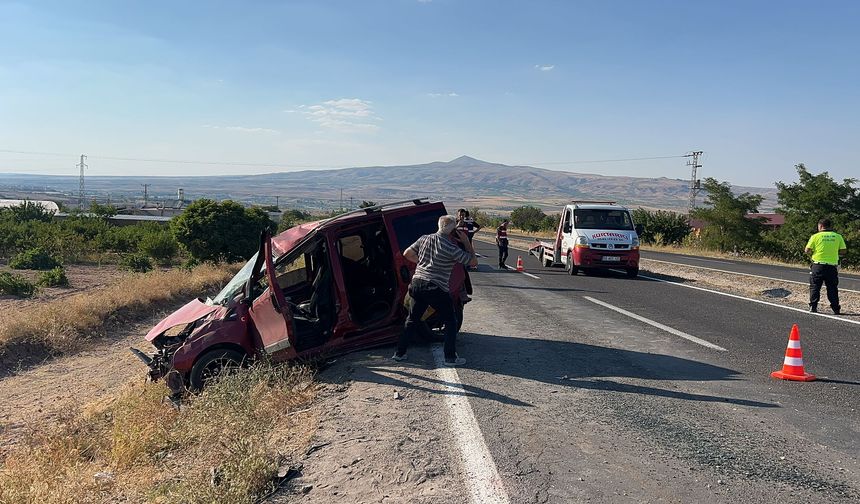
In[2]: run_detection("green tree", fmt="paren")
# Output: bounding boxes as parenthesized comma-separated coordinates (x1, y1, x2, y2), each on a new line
(278, 208, 314, 232)
(7, 201, 55, 223)
(691, 178, 766, 253)
(632, 208, 690, 246)
(139, 229, 179, 265)
(172, 199, 276, 262)
(510, 206, 547, 233)
(89, 202, 118, 218)
(769, 164, 860, 265)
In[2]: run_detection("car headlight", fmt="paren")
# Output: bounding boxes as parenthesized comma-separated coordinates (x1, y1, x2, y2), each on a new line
(575, 236, 589, 246)
(632, 236, 640, 248)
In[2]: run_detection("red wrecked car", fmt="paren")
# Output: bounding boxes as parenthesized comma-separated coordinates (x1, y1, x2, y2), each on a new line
(132, 200, 467, 395)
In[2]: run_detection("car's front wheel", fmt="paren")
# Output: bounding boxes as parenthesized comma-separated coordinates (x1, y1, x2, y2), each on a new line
(189, 349, 246, 392)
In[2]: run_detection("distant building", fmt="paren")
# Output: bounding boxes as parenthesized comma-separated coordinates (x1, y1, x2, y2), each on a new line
(0, 199, 60, 213)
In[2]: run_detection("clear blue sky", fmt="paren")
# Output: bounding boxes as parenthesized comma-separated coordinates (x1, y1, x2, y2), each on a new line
(1, 0, 858, 187)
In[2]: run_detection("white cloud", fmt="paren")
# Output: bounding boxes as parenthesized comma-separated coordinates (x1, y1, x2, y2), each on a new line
(202, 124, 280, 134)
(427, 92, 459, 98)
(535, 64, 555, 71)
(297, 98, 381, 133)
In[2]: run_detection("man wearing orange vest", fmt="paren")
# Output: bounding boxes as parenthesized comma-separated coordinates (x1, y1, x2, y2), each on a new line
(496, 218, 510, 269)
(805, 218, 847, 314)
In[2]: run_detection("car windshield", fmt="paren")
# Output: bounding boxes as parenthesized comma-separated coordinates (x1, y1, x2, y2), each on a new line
(573, 209, 634, 230)
(208, 252, 261, 305)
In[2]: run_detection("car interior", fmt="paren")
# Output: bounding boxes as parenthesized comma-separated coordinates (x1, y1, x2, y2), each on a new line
(335, 221, 397, 326)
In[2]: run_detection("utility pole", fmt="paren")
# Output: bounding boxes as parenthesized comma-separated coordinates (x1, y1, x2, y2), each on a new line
(76, 154, 87, 209)
(685, 150, 703, 211)
(350, 196, 354, 210)
(142, 184, 150, 207)
(340, 188, 344, 212)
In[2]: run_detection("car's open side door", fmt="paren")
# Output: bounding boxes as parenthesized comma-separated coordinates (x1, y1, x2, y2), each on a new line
(248, 233, 295, 355)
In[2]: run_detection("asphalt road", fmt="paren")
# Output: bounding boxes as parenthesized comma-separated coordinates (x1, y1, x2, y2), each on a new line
(451, 239, 860, 503)
(497, 231, 860, 292)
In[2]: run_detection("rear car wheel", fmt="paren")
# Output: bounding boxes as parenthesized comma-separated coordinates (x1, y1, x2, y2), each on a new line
(567, 252, 578, 276)
(626, 267, 639, 279)
(189, 349, 246, 392)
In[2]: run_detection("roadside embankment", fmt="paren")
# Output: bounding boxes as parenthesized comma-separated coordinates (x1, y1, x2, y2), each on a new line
(0, 362, 317, 504)
(0, 263, 239, 376)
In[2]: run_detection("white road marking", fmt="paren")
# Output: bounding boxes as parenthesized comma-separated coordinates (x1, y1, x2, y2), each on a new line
(432, 346, 511, 504)
(640, 274, 860, 327)
(670, 256, 736, 265)
(498, 264, 540, 279)
(642, 257, 860, 294)
(583, 296, 728, 351)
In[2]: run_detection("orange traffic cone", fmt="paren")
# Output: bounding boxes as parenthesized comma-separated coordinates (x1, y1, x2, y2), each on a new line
(516, 256, 524, 272)
(770, 324, 816, 382)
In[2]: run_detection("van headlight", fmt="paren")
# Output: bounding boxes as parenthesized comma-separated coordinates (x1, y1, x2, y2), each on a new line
(575, 236, 589, 247)
(632, 236, 640, 249)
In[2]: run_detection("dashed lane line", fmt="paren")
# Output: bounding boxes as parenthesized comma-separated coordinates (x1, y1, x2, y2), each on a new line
(583, 296, 728, 351)
(498, 264, 540, 279)
(640, 274, 860, 327)
(642, 257, 860, 294)
(432, 346, 511, 504)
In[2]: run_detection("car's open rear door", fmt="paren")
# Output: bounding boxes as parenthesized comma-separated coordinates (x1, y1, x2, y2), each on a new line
(248, 233, 296, 355)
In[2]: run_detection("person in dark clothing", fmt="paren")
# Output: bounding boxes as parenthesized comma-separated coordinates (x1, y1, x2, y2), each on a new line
(393, 215, 477, 366)
(805, 218, 848, 314)
(497, 219, 510, 268)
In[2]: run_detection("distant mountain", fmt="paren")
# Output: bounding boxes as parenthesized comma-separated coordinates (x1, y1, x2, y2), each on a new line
(0, 156, 778, 212)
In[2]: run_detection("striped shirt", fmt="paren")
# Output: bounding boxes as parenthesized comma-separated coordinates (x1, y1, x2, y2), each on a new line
(407, 232, 473, 291)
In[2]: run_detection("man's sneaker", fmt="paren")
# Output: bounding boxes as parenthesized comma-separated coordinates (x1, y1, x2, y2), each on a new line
(392, 353, 407, 362)
(809, 305, 818, 313)
(443, 357, 466, 367)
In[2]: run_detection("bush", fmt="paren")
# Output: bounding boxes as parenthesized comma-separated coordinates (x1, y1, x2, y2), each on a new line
(278, 208, 313, 232)
(632, 208, 691, 246)
(139, 230, 179, 265)
(173, 199, 276, 263)
(510, 206, 547, 232)
(36, 267, 70, 288)
(9, 247, 62, 270)
(120, 253, 153, 273)
(0, 271, 37, 297)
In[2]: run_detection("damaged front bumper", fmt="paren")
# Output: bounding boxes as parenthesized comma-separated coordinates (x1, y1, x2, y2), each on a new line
(130, 346, 185, 396)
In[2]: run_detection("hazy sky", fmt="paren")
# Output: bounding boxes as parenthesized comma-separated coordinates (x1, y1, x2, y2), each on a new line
(1, 0, 858, 187)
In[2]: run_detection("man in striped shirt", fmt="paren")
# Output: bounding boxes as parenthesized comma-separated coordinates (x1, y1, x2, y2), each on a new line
(393, 215, 478, 366)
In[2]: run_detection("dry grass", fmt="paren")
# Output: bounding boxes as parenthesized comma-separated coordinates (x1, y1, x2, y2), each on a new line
(0, 263, 240, 358)
(0, 362, 318, 504)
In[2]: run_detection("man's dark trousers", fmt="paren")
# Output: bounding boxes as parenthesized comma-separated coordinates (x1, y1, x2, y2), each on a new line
(396, 278, 458, 360)
(498, 239, 509, 266)
(809, 263, 840, 311)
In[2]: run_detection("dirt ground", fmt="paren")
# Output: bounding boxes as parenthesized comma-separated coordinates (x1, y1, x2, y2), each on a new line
(0, 313, 165, 456)
(0, 263, 121, 311)
(272, 349, 468, 504)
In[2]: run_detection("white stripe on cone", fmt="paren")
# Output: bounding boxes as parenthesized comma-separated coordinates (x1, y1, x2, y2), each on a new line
(787, 340, 801, 349)
(783, 357, 804, 367)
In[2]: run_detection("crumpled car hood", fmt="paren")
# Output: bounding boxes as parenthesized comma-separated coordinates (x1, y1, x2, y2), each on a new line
(145, 298, 219, 342)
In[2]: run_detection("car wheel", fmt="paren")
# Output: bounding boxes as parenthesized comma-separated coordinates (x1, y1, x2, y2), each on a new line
(626, 267, 639, 279)
(189, 349, 246, 392)
(567, 252, 578, 276)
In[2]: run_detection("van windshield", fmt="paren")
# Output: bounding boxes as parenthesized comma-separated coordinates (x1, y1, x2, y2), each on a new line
(573, 209, 633, 230)
(208, 251, 281, 305)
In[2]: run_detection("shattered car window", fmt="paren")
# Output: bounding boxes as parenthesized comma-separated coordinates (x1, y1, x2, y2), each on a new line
(209, 252, 259, 305)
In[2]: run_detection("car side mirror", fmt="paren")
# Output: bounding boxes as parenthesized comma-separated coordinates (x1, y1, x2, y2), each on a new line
(400, 266, 411, 283)
(635, 224, 645, 236)
(563, 225, 572, 233)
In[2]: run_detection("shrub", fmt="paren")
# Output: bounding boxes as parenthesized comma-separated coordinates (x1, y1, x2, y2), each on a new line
(0, 271, 37, 297)
(9, 247, 62, 270)
(120, 253, 153, 273)
(36, 267, 70, 288)
(139, 230, 179, 265)
(172, 199, 276, 263)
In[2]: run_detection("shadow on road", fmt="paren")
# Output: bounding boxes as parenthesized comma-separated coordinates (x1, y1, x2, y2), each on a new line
(319, 333, 777, 409)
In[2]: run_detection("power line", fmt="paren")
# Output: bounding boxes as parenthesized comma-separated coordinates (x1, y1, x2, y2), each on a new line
(0, 148, 688, 170)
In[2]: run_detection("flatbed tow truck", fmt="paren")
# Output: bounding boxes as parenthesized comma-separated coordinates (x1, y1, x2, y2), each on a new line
(529, 201, 644, 278)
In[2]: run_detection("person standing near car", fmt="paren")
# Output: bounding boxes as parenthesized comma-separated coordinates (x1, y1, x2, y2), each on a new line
(465, 210, 482, 243)
(393, 215, 477, 366)
(805, 218, 847, 314)
(497, 218, 510, 268)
